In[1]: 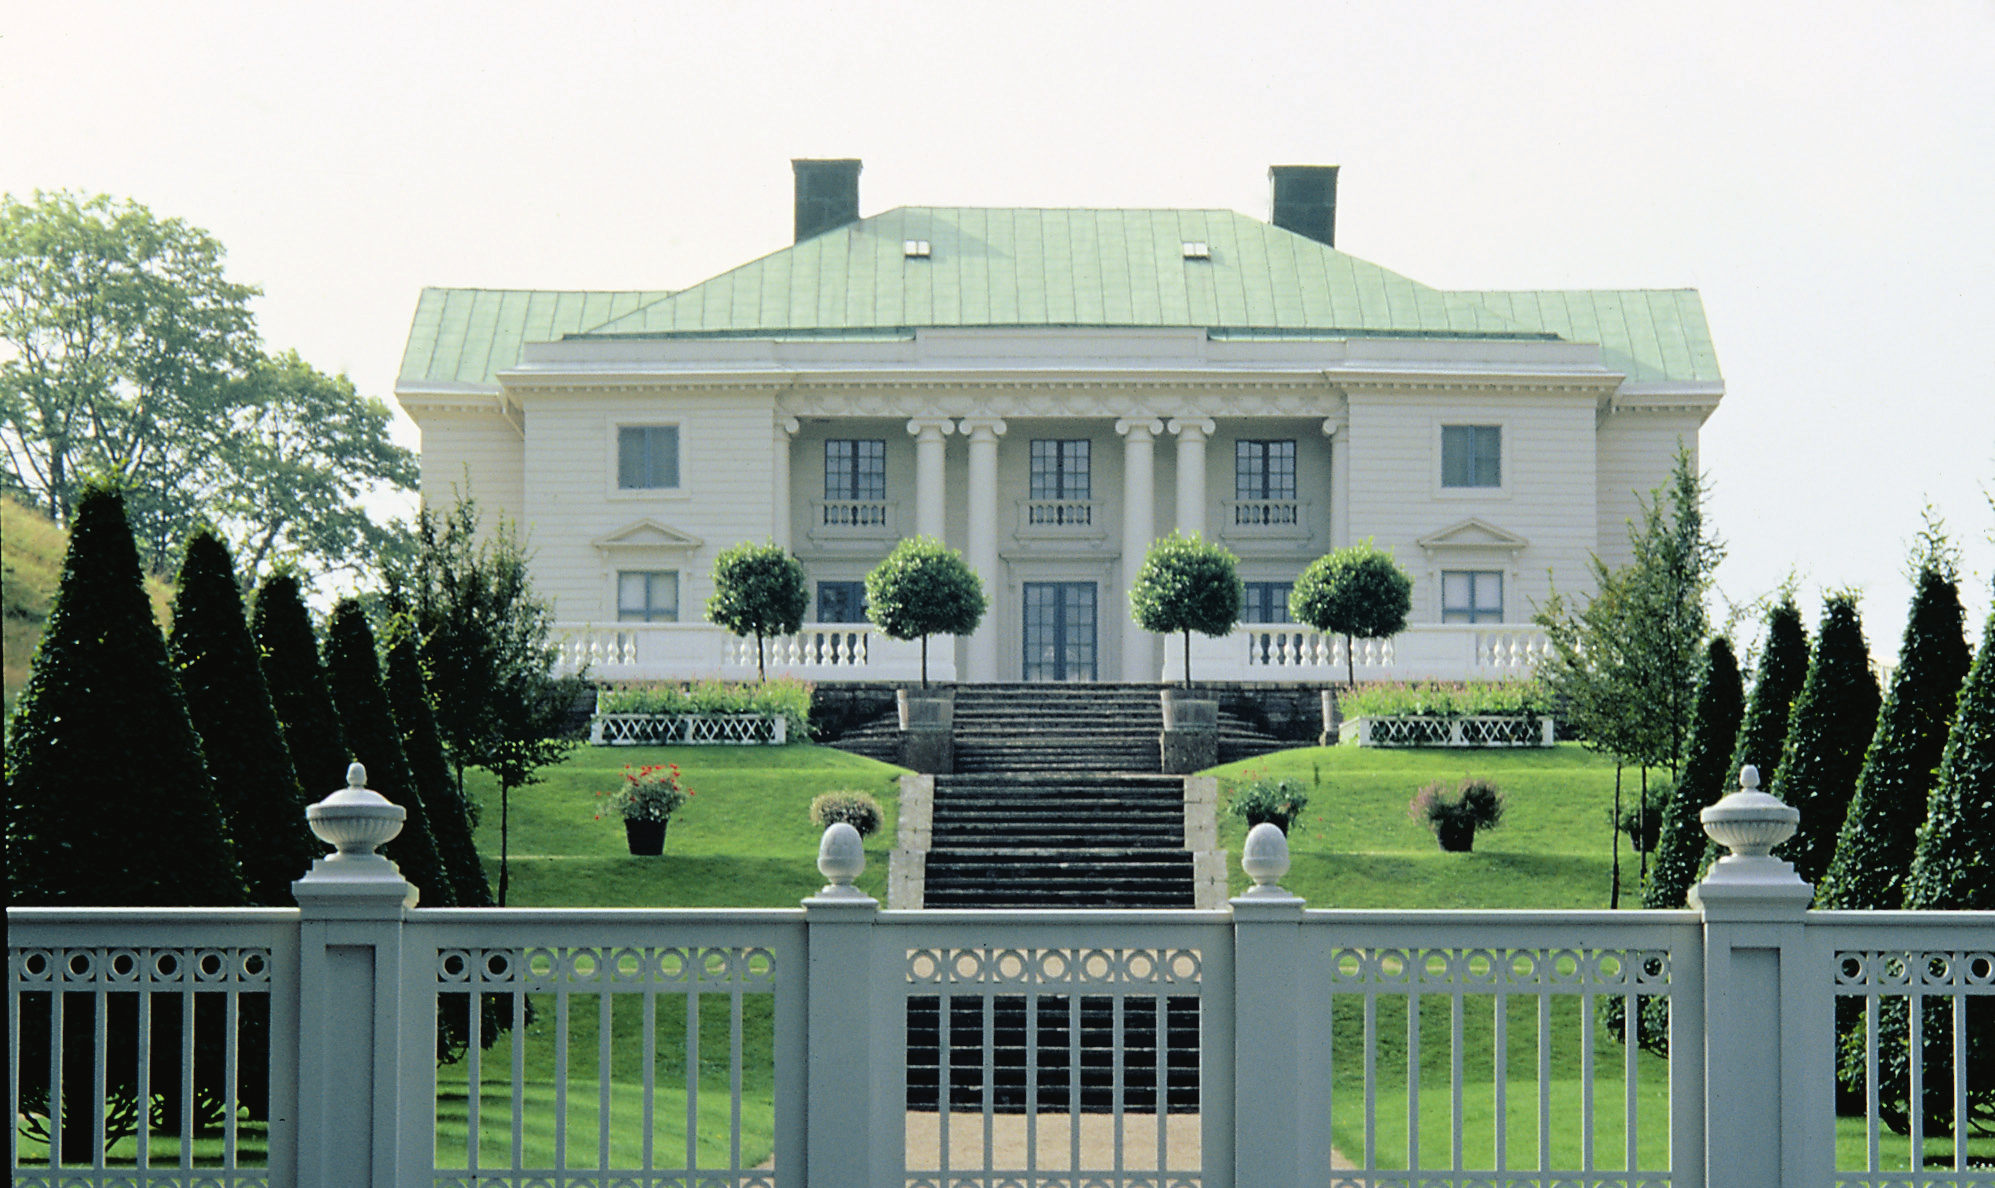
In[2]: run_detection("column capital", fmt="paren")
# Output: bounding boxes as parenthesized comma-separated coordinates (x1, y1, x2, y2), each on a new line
(1321, 415, 1347, 438)
(907, 417, 955, 440)
(959, 416, 1008, 441)
(776, 415, 800, 436)
(1166, 417, 1216, 440)
(1115, 416, 1164, 440)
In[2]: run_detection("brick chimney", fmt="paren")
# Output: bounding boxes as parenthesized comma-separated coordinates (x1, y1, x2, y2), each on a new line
(1268, 165, 1339, 248)
(792, 159, 863, 243)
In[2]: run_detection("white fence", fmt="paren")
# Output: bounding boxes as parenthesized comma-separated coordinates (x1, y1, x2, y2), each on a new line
(555, 623, 956, 683)
(9, 790, 1994, 1188)
(1166, 625, 1554, 684)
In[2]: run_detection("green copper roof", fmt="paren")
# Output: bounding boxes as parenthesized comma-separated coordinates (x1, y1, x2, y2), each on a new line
(398, 289, 674, 388)
(395, 209, 1720, 389)
(584, 208, 1531, 338)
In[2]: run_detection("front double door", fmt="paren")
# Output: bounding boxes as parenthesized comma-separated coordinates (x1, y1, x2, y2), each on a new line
(1022, 582, 1097, 682)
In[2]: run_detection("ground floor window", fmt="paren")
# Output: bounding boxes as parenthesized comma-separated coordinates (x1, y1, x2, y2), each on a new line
(1242, 581, 1294, 624)
(1442, 570, 1503, 624)
(618, 570, 679, 622)
(816, 580, 868, 623)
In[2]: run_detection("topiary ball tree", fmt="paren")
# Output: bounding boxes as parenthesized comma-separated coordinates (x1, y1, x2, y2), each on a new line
(1645, 636, 1745, 911)
(1290, 540, 1413, 686)
(707, 540, 810, 681)
(321, 599, 455, 907)
(1770, 593, 1881, 888)
(169, 530, 319, 906)
(1129, 532, 1242, 687)
(864, 535, 987, 688)
(252, 572, 352, 800)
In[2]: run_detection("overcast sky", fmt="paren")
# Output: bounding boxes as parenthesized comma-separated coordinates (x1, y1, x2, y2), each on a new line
(6, 0, 1992, 663)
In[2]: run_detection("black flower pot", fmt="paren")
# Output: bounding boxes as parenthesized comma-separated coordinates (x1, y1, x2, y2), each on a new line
(624, 818, 668, 856)
(1435, 819, 1476, 853)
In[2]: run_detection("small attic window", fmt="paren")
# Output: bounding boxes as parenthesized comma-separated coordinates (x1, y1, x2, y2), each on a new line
(1182, 241, 1211, 260)
(904, 239, 931, 258)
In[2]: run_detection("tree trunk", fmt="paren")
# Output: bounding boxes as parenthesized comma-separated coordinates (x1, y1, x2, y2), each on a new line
(1183, 628, 1193, 688)
(1610, 764, 1624, 909)
(1638, 767, 1651, 885)
(920, 634, 929, 688)
(498, 781, 511, 907)
(756, 633, 766, 682)
(1345, 633, 1356, 687)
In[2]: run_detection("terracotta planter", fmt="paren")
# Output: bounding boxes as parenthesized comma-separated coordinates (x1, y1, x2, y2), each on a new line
(624, 818, 668, 856)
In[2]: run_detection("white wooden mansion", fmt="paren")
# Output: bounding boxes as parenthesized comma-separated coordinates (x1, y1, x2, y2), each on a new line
(393, 162, 1723, 684)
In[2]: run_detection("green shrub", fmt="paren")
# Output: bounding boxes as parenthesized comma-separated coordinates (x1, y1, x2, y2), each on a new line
(809, 790, 885, 838)
(1338, 681, 1549, 719)
(1409, 777, 1505, 851)
(1614, 779, 1670, 855)
(1226, 776, 1310, 832)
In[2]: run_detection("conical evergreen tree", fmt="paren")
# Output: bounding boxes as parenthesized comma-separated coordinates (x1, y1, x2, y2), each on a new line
(1818, 561, 1971, 910)
(1645, 637, 1744, 910)
(1771, 594, 1881, 887)
(169, 531, 319, 905)
(1729, 596, 1811, 788)
(321, 599, 454, 906)
(383, 607, 494, 908)
(5, 484, 247, 907)
(252, 573, 351, 801)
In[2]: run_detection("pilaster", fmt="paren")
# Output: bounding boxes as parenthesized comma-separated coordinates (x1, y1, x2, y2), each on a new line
(960, 416, 1007, 680)
(907, 417, 954, 541)
(1168, 417, 1214, 538)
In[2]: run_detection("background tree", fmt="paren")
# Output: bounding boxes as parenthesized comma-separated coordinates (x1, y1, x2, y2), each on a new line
(1289, 539, 1412, 686)
(864, 535, 987, 687)
(1129, 532, 1242, 686)
(1768, 594, 1880, 886)
(1728, 595, 1811, 790)
(706, 540, 808, 680)
(251, 571, 353, 798)
(1819, 533, 1971, 911)
(3, 484, 246, 1159)
(1644, 637, 1744, 910)
(168, 529, 317, 905)
(321, 598, 454, 907)
(1619, 446, 1724, 778)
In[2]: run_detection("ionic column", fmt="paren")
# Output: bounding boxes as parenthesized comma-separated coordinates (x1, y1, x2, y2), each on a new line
(1322, 415, 1349, 550)
(961, 417, 1007, 681)
(1168, 417, 1215, 537)
(772, 416, 799, 551)
(1118, 416, 1163, 681)
(907, 418, 954, 541)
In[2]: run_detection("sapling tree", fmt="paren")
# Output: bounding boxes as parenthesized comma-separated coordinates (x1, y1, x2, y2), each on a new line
(1128, 532, 1242, 687)
(864, 535, 987, 688)
(707, 540, 809, 681)
(1289, 539, 1412, 686)
(1770, 593, 1881, 887)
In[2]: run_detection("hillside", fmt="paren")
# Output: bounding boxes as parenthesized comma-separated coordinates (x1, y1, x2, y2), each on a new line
(2, 496, 174, 716)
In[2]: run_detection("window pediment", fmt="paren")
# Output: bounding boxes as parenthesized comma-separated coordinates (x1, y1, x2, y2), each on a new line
(1418, 518, 1528, 554)
(594, 519, 705, 553)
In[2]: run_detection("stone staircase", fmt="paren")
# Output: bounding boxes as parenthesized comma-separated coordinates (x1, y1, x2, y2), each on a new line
(920, 774, 1196, 909)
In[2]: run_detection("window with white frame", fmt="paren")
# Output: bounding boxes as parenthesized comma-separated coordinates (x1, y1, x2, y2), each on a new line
(617, 426, 680, 490)
(1242, 581, 1294, 624)
(1028, 439, 1091, 524)
(1442, 570, 1503, 624)
(1441, 425, 1501, 489)
(1235, 440, 1299, 525)
(824, 440, 886, 500)
(816, 581, 868, 624)
(617, 570, 679, 622)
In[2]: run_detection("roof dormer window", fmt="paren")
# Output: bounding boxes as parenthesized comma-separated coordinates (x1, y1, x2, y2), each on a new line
(1182, 241, 1211, 260)
(904, 239, 931, 258)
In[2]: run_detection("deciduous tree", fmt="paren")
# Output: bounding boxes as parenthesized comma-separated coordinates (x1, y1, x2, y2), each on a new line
(706, 540, 809, 681)
(864, 535, 987, 688)
(1129, 532, 1242, 686)
(1289, 539, 1412, 686)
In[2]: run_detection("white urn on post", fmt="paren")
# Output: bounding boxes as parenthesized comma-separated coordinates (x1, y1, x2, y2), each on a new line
(1698, 765, 1803, 887)
(301, 763, 408, 883)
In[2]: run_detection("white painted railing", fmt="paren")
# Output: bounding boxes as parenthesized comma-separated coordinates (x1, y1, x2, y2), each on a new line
(10, 776, 1993, 1187)
(556, 623, 956, 683)
(1165, 624, 1554, 683)
(590, 712, 790, 746)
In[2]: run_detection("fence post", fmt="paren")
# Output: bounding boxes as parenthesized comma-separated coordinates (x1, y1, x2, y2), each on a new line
(1231, 823, 1310, 1186)
(803, 823, 885, 1187)
(1691, 765, 1830, 1188)
(289, 763, 420, 1188)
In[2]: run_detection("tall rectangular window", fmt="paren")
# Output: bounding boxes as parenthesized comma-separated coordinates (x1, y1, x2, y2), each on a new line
(617, 571, 679, 622)
(617, 426, 680, 490)
(816, 581, 868, 624)
(1441, 425, 1501, 488)
(1442, 570, 1503, 624)
(1029, 439, 1091, 501)
(1242, 581, 1294, 624)
(1235, 440, 1297, 501)
(824, 439, 886, 500)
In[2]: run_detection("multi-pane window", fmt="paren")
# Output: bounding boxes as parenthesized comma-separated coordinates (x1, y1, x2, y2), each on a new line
(617, 571, 679, 622)
(1029, 439, 1092, 525)
(1441, 425, 1501, 488)
(824, 439, 886, 500)
(1442, 570, 1503, 624)
(816, 581, 868, 624)
(617, 426, 680, 490)
(1242, 581, 1294, 624)
(1235, 440, 1297, 500)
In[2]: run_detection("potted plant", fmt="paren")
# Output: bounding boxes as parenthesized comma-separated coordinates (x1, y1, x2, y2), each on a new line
(598, 763, 693, 855)
(1226, 775, 1310, 833)
(1410, 777, 1504, 852)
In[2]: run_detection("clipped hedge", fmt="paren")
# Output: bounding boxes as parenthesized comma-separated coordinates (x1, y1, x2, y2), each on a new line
(597, 677, 812, 738)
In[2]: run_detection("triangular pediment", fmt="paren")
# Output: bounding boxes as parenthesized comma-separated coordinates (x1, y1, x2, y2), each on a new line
(594, 519, 704, 552)
(1418, 518, 1529, 552)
